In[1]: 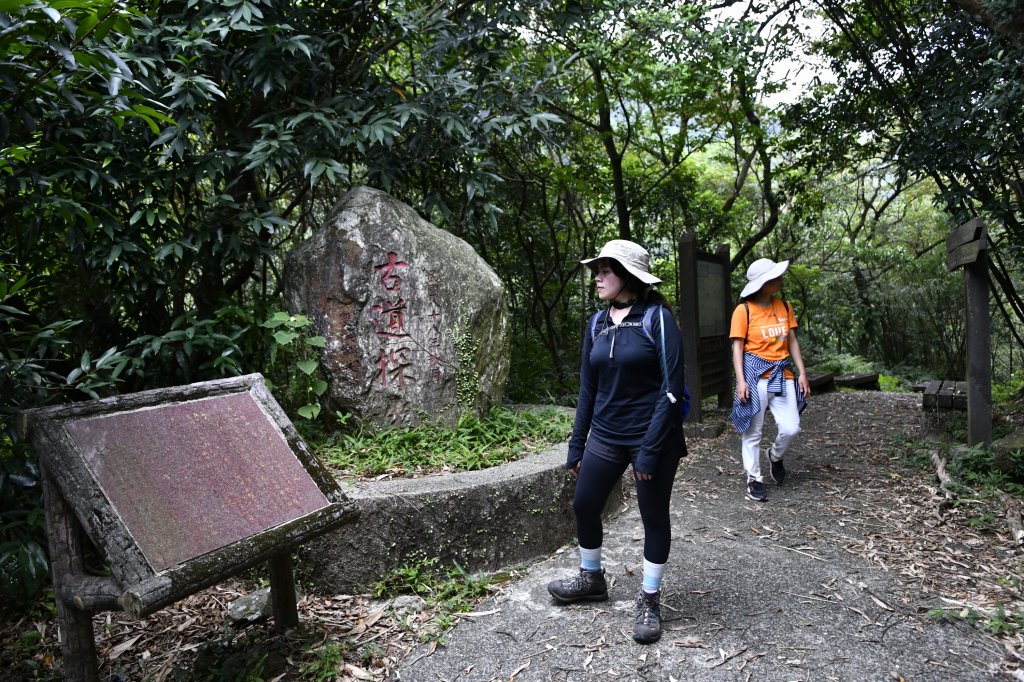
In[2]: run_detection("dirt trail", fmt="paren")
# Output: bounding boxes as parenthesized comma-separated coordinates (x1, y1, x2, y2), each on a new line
(394, 391, 1023, 681)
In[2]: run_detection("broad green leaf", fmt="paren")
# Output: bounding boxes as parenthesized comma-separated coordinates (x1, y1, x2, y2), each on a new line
(297, 404, 320, 420)
(273, 330, 299, 345)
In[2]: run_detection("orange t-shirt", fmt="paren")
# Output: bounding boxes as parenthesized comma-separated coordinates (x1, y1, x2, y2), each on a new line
(730, 299, 797, 378)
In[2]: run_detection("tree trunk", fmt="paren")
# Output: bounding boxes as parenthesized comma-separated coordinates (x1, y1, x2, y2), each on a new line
(588, 58, 630, 240)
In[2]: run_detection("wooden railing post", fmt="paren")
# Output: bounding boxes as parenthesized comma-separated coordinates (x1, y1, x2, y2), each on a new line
(40, 462, 99, 682)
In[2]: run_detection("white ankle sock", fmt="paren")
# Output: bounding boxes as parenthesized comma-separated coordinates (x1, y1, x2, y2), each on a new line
(579, 546, 602, 571)
(641, 558, 665, 592)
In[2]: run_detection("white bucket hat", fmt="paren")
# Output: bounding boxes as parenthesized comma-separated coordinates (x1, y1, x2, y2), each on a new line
(580, 239, 662, 285)
(740, 258, 790, 298)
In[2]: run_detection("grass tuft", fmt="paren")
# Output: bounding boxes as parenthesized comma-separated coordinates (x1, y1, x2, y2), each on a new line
(319, 407, 572, 477)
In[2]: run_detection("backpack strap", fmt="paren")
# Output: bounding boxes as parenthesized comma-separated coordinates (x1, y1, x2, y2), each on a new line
(639, 305, 658, 344)
(655, 307, 678, 405)
(588, 310, 604, 342)
(743, 301, 750, 345)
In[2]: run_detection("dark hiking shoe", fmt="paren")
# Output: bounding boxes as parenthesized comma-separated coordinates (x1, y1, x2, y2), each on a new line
(768, 456, 786, 485)
(547, 568, 608, 604)
(746, 479, 768, 502)
(633, 590, 662, 643)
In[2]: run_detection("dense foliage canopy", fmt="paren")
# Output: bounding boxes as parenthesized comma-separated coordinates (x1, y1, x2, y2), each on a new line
(2, 0, 1023, 607)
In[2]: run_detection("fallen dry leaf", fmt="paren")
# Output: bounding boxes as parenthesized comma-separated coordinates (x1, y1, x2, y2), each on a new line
(509, 659, 530, 680)
(869, 595, 895, 612)
(107, 634, 142, 661)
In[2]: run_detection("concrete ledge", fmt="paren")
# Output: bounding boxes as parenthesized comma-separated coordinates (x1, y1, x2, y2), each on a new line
(300, 443, 623, 594)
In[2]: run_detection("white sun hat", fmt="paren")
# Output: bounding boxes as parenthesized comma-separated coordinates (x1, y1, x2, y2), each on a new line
(580, 239, 662, 285)
(740, 258, 790, 298)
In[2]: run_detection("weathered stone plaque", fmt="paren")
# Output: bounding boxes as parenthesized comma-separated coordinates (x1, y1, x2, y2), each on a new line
(64, 392, 330, 572)
(19, 374, 354, 616)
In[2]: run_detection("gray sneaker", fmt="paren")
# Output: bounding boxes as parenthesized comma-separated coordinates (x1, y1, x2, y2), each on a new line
(746, 479, 768, 501)
(768, 456, 786, 485)
(633, 590, 662, 643)
(547, 568, 608, 604)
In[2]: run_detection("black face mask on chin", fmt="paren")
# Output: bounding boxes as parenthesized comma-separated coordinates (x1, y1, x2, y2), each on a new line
(609, 297, 637, 309)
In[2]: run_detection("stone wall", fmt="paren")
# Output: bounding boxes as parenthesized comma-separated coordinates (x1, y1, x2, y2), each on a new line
(299, 444, 625, 593)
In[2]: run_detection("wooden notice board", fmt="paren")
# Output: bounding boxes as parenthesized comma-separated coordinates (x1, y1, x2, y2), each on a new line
(20, 374, 355, 618)
(64, 391, 332, 572)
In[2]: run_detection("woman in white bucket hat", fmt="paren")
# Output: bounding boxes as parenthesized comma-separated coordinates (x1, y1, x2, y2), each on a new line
(729, 257, 809, 502)
(546, 239, 687, 645)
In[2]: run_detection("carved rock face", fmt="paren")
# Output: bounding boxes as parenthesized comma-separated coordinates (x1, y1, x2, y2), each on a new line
(284, 187, 510, 427)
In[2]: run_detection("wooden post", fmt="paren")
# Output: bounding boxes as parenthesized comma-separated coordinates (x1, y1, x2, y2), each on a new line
(965, 249, 992, 446)
(268, 553, 299, 631)
(678, 233, 701, 422)
(946, 218, 992, 447)
(40, 461, 99, 682)
(716, 244, 732, 409)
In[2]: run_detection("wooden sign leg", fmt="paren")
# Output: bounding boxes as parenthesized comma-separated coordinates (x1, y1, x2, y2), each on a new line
(268, 552, 299, 631)
(678, 233, 702, 423)
(40, 462, 99, 682)
(965, 252, 992, 447)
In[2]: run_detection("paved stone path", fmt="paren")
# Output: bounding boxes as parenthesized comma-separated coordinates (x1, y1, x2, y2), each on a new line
(394, 392, 1010, 681)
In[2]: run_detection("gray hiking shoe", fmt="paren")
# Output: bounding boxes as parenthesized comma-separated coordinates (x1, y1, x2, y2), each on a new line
(633, 590, 662, 643)
(746, 479, 768, 501)
(547, 568, 608, 604)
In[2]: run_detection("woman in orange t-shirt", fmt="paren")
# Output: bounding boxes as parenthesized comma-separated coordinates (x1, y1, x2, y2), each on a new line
(729, 258, 810, 503)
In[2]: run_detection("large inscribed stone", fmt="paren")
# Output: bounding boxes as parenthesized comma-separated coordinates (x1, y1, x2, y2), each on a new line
(284, 187, 510, 427)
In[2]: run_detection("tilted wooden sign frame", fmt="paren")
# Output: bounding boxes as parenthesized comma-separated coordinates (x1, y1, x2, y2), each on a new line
(18, 374, 357, 681)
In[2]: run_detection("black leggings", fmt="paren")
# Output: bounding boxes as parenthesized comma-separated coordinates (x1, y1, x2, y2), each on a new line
(573, 446, 679, 564)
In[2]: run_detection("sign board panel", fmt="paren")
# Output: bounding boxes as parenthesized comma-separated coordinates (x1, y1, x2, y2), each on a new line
(19, 374, 353, 616)
(697, 259, 727, 337)
(946, 237, 988, 272)
(946, 218, 988, 271)
(64, 392, 330, 572)
(946, 217, 985, 251)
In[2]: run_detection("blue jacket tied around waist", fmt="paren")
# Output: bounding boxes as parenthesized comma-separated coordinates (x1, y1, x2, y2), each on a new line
(730, 352, 807, 433)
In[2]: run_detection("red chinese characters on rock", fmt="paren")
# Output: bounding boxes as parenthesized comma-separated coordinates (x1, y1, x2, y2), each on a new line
(371, 252, 419, 423)
(372, 297, 409, 339)
(426, 306, 443, 384)
(374, 253, 409, 291)
(376, 347, 416, 389)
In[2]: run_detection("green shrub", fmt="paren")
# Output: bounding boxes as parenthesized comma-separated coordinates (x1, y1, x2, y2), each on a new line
(993, 370, 1024, 404)
(1, 274, 135, 612)
(0, 444, 48, 614)
(259, 311, 328, 422)
(320, 407, 572, 476)
(809, 352, 879, 376)
(373, 557, 500, 640)
(879, 374, 910, 392)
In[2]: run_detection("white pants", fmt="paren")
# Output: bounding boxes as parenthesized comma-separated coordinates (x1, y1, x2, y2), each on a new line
(741, 378, 801, 482)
